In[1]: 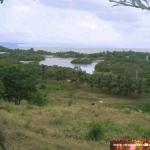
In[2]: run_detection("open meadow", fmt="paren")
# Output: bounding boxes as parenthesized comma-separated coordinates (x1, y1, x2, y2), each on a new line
(0, 81, 150, 150)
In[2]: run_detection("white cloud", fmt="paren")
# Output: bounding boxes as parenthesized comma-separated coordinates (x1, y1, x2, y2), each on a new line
(0, 0, 150, 49)
(0, 0, 122, 47)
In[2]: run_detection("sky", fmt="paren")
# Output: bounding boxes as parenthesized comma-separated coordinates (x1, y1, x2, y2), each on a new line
(0, 0, 150, 50)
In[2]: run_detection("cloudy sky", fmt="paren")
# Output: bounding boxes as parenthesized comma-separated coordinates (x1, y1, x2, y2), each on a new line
(0, 0, 150, 49)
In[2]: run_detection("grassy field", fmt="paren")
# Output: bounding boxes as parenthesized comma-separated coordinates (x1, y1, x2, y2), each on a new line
(0, 81, 150, 150)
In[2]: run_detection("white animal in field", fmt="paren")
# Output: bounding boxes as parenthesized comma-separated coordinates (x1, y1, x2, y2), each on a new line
(99, 101, 104, 104)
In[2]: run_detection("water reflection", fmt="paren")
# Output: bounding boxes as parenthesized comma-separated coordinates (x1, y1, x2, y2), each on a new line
(39, 57, 98, 74)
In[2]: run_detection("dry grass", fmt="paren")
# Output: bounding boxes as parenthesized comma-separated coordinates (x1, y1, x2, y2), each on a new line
(0, 81, 150, 150)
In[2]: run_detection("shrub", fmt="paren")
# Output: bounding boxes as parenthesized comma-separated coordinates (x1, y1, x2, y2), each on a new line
(141, 104, 150, 113)
(39, 84, 47, 89)
(28, 91, 48, 106)
(143, 129, 150, 138)
(44, 144, 51, 150)
(86, 122, 104, 141)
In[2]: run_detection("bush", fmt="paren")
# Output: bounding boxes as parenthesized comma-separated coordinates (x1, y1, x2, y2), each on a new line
(28, 91, 48, 106)
(39, 84, 46, 89)
(86, 122, 104, 141)
(141, 104, 150, 113)
(71, 58, 92, 64)
(143, 129, 150, 138)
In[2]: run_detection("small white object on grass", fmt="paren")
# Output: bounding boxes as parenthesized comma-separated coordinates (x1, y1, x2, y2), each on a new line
(99, 101, 104, 104)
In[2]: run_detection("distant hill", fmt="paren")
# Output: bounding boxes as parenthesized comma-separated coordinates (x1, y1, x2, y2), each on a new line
(0, 42, 20, 49)
(0, 45, 10, 52)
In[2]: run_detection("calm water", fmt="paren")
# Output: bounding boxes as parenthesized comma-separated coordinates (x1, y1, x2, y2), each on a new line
(39, 57, 98, 74)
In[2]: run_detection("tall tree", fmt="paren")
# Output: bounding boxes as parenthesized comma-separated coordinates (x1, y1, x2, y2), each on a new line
(2, 65, 38, 104)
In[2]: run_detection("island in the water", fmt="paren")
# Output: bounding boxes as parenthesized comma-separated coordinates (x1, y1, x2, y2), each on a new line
(71, 58, 93, 64)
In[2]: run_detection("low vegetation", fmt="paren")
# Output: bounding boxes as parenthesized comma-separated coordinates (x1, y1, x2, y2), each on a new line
(0, 46, 150, 149)
(0, 81, 150, 149)
(71, 58, 92, 64)
(86, 122, 105, 141)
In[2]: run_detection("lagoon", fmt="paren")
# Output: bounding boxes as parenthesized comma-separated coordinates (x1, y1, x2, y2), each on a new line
(39, 57, 99, 74)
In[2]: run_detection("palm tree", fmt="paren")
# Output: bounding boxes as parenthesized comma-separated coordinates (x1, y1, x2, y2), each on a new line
(109, 0, 150, 10)
(0, 0, 4, 4)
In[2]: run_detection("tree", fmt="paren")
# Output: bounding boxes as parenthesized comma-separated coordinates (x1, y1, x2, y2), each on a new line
(0, 81, 5, 99)
(0, 0, 4, 4)
(2, 65, 38, 104)
(109, 0, 150, 10)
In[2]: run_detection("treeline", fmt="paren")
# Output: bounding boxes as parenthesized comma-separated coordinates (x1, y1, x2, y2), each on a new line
(1, 45, 150, 62)
(1, 46, 150, 104)
(28, 62, 147, 96)
(105, 51, 150, 63)
(0, 47, 45, 62)
(0, 58, 88, 105)
(89, 73, 144, 95)
(0, 60, 147, 105)
(94, 56, 150, 95)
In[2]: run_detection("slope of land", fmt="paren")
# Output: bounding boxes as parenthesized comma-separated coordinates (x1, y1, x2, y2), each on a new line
(0, 81, 149, 150)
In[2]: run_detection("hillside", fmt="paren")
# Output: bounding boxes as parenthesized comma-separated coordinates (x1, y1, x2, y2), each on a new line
(0, 81, 150, 150)
(0, 47, 150, 150)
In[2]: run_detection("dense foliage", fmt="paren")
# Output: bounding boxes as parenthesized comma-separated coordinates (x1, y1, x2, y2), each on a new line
(0, 47, 45, 62)
(93, 52, 150, 95)
(89, 73, 144, 95)
(0, 80, 5, 99)
(28, 91, 48, 106)
(1, 45, 150, 105)
(0, 64, 38, 104)
(71, 58, 92, 64)
(86, 122, 104, 141)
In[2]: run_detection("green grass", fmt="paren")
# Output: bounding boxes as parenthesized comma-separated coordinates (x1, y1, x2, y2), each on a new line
(0, 81, 150, 150)
(4, 103, 15, 113)
(44, 81, 74, 92)
(52, 116, 66, 126)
